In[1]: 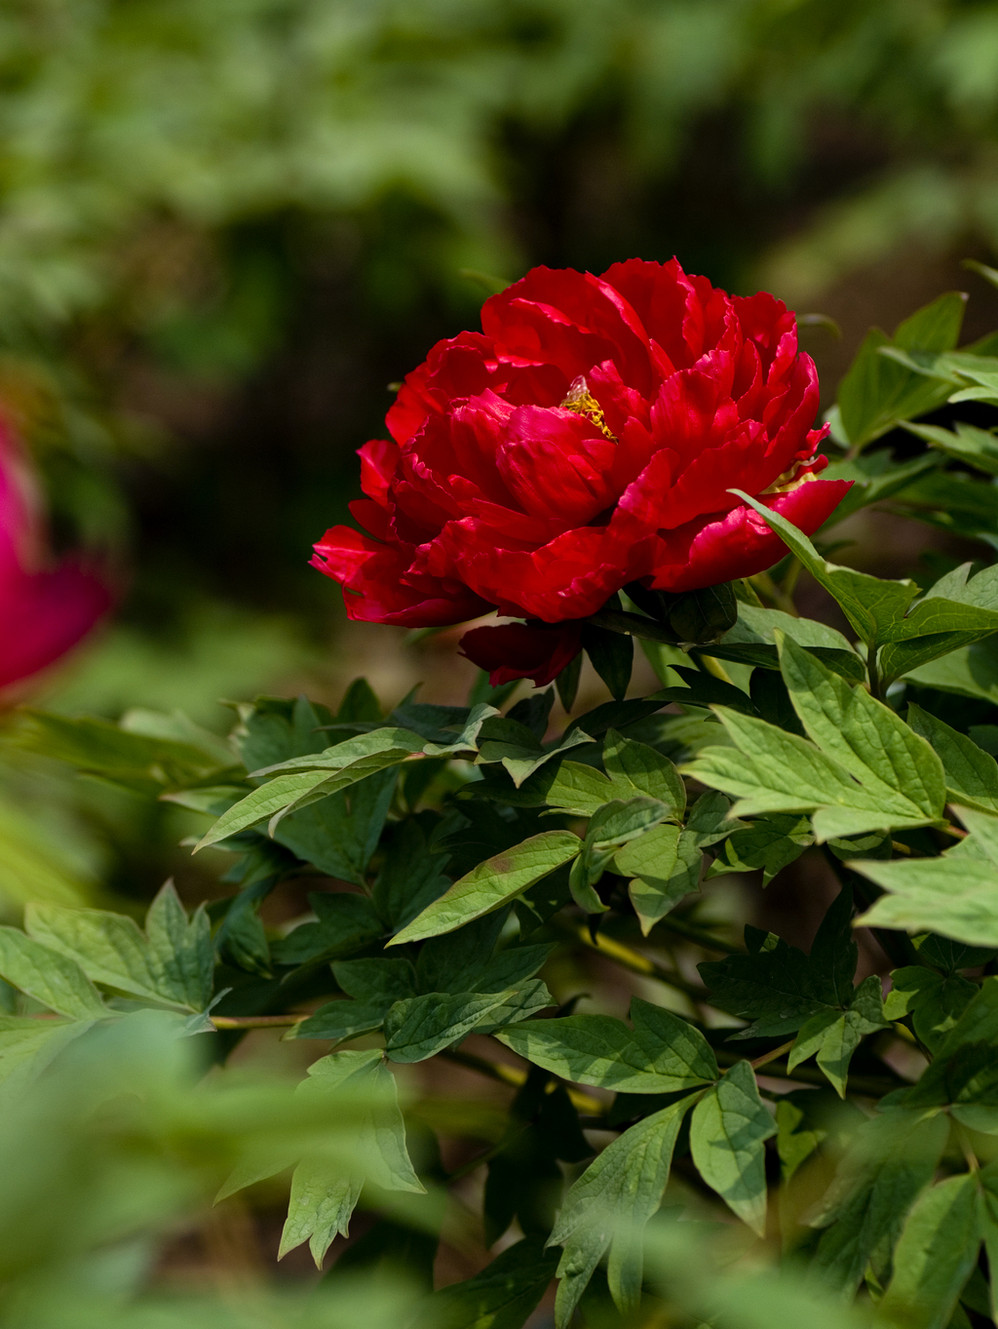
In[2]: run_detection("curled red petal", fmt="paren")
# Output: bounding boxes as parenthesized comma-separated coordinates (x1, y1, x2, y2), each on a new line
(311, 526, 488, 626)
(645, 475, 853, 593)
(460, 620, 583, 688)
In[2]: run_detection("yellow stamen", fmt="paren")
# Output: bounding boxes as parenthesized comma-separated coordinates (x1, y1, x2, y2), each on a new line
(561, 375, 618, 443)
(760, 457, 818, 496)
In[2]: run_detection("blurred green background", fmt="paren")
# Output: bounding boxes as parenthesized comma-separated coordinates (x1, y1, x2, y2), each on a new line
(5, 0, 998, 909)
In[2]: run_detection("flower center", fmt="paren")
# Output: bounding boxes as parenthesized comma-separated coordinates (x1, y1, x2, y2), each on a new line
(560, 375, 618, 443)
(761, 455, 817, 495)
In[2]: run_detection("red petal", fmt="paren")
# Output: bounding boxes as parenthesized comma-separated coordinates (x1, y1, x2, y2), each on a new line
(310, 526, 488, 626)
(497, 406, 618, 526)
(460, 620, 583, 687)
(0, 561, 112, 691)
(644, 476, 853, 593)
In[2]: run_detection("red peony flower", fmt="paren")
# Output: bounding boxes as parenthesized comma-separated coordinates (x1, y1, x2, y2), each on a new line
(0, 417, 111, 695)
(312, 259, 850, 684)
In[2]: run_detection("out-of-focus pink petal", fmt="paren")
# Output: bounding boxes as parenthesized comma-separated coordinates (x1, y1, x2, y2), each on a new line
(0, 560, 112, 691)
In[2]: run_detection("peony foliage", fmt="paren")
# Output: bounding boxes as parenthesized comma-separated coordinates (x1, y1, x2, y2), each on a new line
(9, 267, 998, 1327)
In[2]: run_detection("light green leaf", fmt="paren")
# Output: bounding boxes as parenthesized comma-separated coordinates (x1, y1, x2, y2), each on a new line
(851, 857, 998, 946)
(907, 705, 998, 812)
(617, 824, 702, 935)
(496, 998, 717, 1094)
(686, 703, 940, 842)
(0, 1015, 96, 1100)
(706, 602, 865, 682)
(550, 1095, 698, 1323)
(388, 831, 581, 945)
(878, 1173, 982, 1329)
(0, 929, 106, 1019)
(778, 634, 945, 820)
(906, 420, 998, 476)
(12, 709, 235, 794)
(601, 730, 685, 817)
(689, 1059, 775, 1235)
(26, 882, 212, 1012)
(279, 1169, 361, 1266)
(837, 292, 966, 448)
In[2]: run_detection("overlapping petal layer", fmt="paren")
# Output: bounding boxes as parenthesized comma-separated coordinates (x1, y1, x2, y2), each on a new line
(313, 258, 850, 683)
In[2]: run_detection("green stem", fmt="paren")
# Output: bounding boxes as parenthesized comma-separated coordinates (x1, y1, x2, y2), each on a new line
(656, 913, 742, 954)
(867, 647, 883, 702)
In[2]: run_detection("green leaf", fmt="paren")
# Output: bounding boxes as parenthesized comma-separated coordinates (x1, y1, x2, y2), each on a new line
(878, 1173, 982, 1329)
(269, 893, 385, 966)
(214, 729, 429, 848)
(412, 1238, 558, 1329)
(550, 1095, 698, 1323)
(907, 704, 998, 812)
(811, 1109, 950, 1292)
(885, 979, 998, 1117)
(295, 958, 418, 1042)
(11, 709, 235, 794)
(384, 987, 549, 1063)
(690, 1059, 775, 1235)
(883, 966, 976, 1053)
(582, 623, 634, 700)
(601, 730, 685, 816)
(980, 1163, 998, 1324)
(906, 419, 998, 475)
(729, 490, 919, 649)
(836, 292, 966, 448)
(277, 1050, 423, 1267)
(851, 857, 998, 947)
(780, 634, 945, 817)
(388, 831, 581, 945)
(274, 766, 397, 886)
(787, 975, 888, 1097)
(616, 824, 702, 935)
(0, 929, 106, 1019)
(699, 890, 857, 1039)
(0, 1015, 97, 1101)
(706, 813, 812, 886)
(495, 998, 718, 1094)
(687, 708, 940, 842)
(705, 602, 865, 683)
(26, 882, 213, 1012)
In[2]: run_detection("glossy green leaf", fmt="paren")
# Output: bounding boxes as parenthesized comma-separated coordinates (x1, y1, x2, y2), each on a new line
(730, 490, 919, 649)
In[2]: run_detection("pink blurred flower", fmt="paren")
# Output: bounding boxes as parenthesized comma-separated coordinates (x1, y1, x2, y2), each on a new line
(0, 418, 111, 694)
